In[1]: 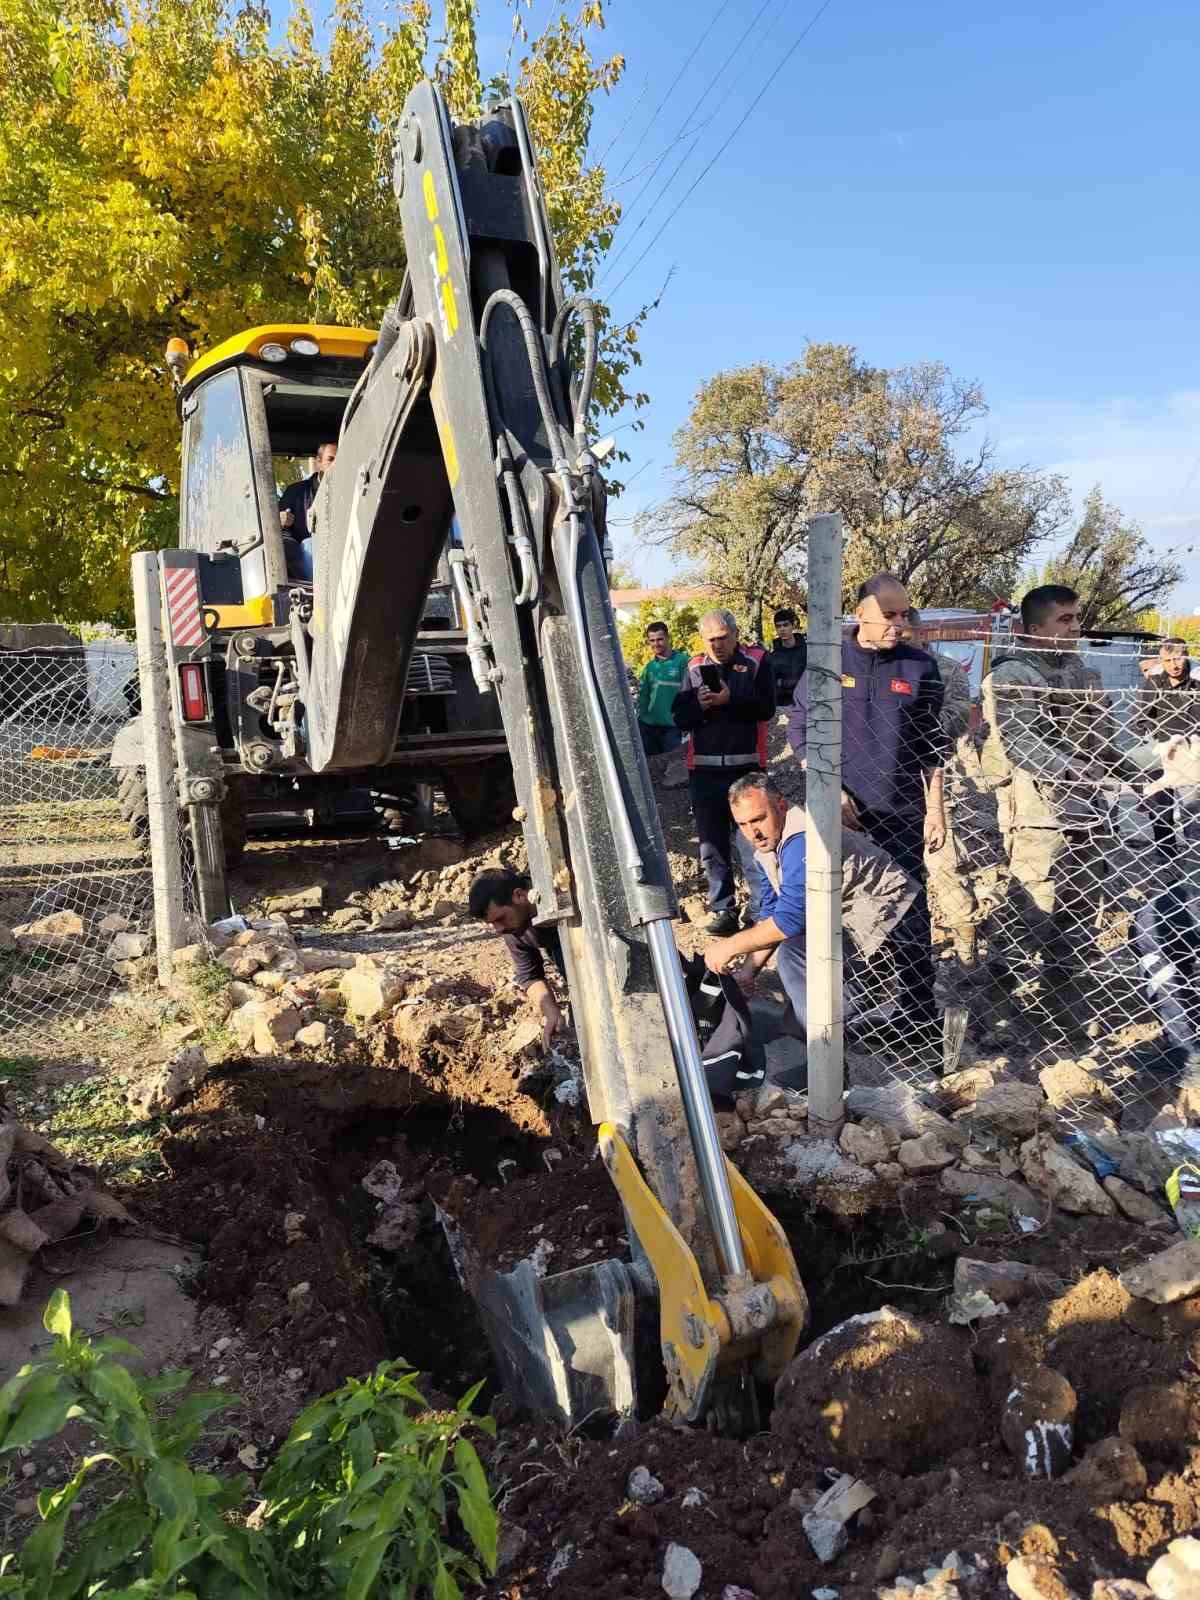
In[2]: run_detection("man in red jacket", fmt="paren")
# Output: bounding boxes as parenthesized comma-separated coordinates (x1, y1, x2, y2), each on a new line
(672, 608, 776, 934)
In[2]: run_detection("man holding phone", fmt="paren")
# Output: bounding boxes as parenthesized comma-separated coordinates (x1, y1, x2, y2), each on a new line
(672, 609, 776, 933)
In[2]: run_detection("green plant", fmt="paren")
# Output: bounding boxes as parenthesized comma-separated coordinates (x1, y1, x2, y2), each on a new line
(260, 1364, 498, 1599)
(0, 1294, 499, 1599)
(0, 1290, 271, 1597)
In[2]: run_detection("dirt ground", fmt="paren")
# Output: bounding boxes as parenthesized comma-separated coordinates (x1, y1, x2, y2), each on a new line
(2, 735, 1199, 1594)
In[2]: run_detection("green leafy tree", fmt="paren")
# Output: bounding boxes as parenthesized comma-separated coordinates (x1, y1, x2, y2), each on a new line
(1023, 486, 1182, 631)
(639, 345, 1070, 626)
(0, 0, 638, 624)
(1138, 609, 1200, 647)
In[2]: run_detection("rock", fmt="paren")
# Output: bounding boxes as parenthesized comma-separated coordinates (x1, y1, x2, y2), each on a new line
(327, 908, 368, 932)
(1093, 1583, 1153, 1600)
(367, 1203, 421, 1252)
(898, 1131, 959, 1175)
(1007, 1555, 1077, 1600)
(954, 1258, 1066, 1304)
(1103, 1175, 1171, 1226)
(496, 1521, 529, 1575)
(941, 1167, 1041, 1216)
(228, 1001, 262, 1049)
(846, 1083, 966, 1146)
(373, 907, 415, 932)
(803, 1513, 848, 1563)
(264, 886, 324, 912)
(1120, 1134, 1181, 1198)
(1019, 1135, 1115, 1216)
(1120, 1240, 1200, 1305)
(107, 931, 148, 962)
(1039, 1059, 1114, 1111)
(97, 912, 131, 935)
(875, 1161, 905, 1183)
(938, 1066, 997, 1109)
(1000, 1365, 1077, 1478)
(14, 909, 86, 947)
(1065, 1437, 1148, 1502)
(172, 943, 206, 969)
(1122, 1292, 1200, 1342)
(340, 961, 408, 1021)
(227, 980, 259, 1007)
(839, 1123, 890, 1166)
(294, 1022, 328, 1049)
(252, 999, 302, 1052)
(296, 948, 356, 972)
(627, 1465, 664, 1504)
(1148, 1540, 1200, 1600)
(973, 1082, 1045, 1139)
(875, 1547, 903, 1584)
(283, 1211, 306, 1245)
(546, 1544, 574, 1586)
(773, 1306, 980, 1472)
(506, 1017, 544, 1059)
(0, 925, 14, 950)
(715, 1111, 742, 1153)
(128, 1045, 210, 1119)
(363, 1160, 405, 1205)
(662, 1543, 702, 1600)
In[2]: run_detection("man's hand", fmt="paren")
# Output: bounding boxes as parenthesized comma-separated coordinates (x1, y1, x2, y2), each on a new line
(704, 936, 738, 975)
(840, 789, 862, 829)
(697, 683, 731, 712)
(539, 992, 563, 1051)
(280, 509, 294, 529)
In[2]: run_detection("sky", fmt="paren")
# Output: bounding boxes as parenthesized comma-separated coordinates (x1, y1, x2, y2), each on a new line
(494, 0, 1200, 606)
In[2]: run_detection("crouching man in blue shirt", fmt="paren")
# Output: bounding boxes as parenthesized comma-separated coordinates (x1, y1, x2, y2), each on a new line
(702, 771, 920, 1039)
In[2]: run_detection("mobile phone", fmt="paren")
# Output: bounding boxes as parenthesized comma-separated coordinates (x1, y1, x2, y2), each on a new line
(699, 663, 722, 692)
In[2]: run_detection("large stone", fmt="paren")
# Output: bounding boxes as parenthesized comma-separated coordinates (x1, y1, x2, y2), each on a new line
(627, 1465, 664, 1505)
(107, 931, 148, 962)
(973, 1081, 1045, 1138)
(839, 1122, 891, 1167)
(661, 1543, 702, 1600)
(846, 1083, 966, 1146)
(172, 943, 206, 969)
(97, 912, 131, 935)
(773, 1306, 980, 1473)
(1065, 1437, 1148, 1502)
(1020, 1135, 1116, 1216)
(1147, 1538, 1200, 1600)
(128, 1045, 210, 1120)
(1103, 1176, 1172, 1227)
(940, 1166, 1042, 1216)
(1117, 1135, 1179, 1197)
(340, 960, 408, 1021)
(1120, 1239, 1200, 1306)
(373, 907, 416, 932)
(264, 886, 325, 912)
(297, 948, 357, 973)
(295, 1021, 328, 1049)
(954, 1258, 1066, 1305)
(938, 1066, 997, 1110)
(14, 909, 85, 948)
(898, 1131, 959, 1175)
(1000, 1365, 1077, 1478)
(1007, 1555, 1078, 1600)
(253, 999, 302, 1052)
(229, 1001, 262, 1050)
(1039, 1059, 1115, 1111)
(715, 1111, 742, 1153)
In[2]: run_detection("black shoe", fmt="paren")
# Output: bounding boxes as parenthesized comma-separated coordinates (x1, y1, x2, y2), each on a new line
(705, 911, 740, 935)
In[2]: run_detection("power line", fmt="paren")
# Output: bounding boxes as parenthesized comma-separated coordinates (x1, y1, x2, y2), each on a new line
(603, 0, 782, 265)
(602, 0, 836, 301)
(594, 73, 652, 171)
(611, 0, 732, 180)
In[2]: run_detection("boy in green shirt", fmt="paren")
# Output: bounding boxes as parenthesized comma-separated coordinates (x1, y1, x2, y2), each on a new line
(637, 621, 687, 756)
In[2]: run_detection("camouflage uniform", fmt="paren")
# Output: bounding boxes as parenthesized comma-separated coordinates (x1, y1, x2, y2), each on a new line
(924, 653, 984, 953)
(980, 646, 1121, 987)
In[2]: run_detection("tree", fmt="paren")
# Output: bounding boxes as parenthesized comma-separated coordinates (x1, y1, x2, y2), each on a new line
(1027, 487, 1182, 631)
(1138, 610, 1200, 647)
(616, 596, 701, 673)
(0, 0, 636, 623)
(637, 344, 1070, 623)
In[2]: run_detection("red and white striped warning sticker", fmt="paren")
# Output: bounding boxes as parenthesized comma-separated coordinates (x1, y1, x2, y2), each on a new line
(164, 565, 204, 649)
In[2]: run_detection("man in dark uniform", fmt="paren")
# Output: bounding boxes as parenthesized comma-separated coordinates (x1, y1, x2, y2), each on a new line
(1134, 639, 1200, 858)
(468, 868, 563, 1049)
(279, 441, 337, 579)
(672, 608, 776, 935)
(788, 573, 946, 1034)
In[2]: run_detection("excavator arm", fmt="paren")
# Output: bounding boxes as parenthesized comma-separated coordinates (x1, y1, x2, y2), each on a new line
(280, 85, 806, 1426)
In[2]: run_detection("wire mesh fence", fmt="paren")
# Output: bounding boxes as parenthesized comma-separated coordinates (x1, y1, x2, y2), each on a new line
(792, 619, 1200, 1131)
(0, 634, 196, 1036)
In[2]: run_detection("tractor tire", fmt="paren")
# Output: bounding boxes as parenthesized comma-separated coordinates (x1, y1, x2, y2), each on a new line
(439, 755, 517, 839)
(117, 767, 246, 868)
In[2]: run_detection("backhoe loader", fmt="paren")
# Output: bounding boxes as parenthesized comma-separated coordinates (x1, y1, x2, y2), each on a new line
(128, 80, 808, 1431)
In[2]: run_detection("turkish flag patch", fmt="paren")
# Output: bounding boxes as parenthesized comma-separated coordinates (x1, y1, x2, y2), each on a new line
(891, 678, 913, 695)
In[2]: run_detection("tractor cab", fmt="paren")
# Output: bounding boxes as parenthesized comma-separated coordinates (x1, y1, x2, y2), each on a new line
(175, 325, 377, 606)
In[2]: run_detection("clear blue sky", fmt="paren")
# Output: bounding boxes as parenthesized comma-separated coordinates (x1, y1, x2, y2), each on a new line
(526, 0, 1200, 606)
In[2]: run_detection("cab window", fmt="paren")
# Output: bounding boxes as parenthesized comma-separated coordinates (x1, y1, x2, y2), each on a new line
(182, 369, 262, 553)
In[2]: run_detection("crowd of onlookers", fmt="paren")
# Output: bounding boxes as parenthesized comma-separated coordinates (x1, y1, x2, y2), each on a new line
(470, 575, 1200, 1089)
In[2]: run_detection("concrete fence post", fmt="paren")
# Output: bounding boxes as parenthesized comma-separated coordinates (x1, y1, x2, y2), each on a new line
(804, 513, 845, 1139)
(132, 554, 185, 984)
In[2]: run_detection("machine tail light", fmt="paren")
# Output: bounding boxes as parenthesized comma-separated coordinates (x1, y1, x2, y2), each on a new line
(179, 663, 208, 722)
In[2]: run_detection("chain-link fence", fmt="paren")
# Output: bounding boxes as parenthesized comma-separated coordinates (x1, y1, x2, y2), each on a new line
(0, 634, 193, 1036)
(792, 616, 1200, 1130)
